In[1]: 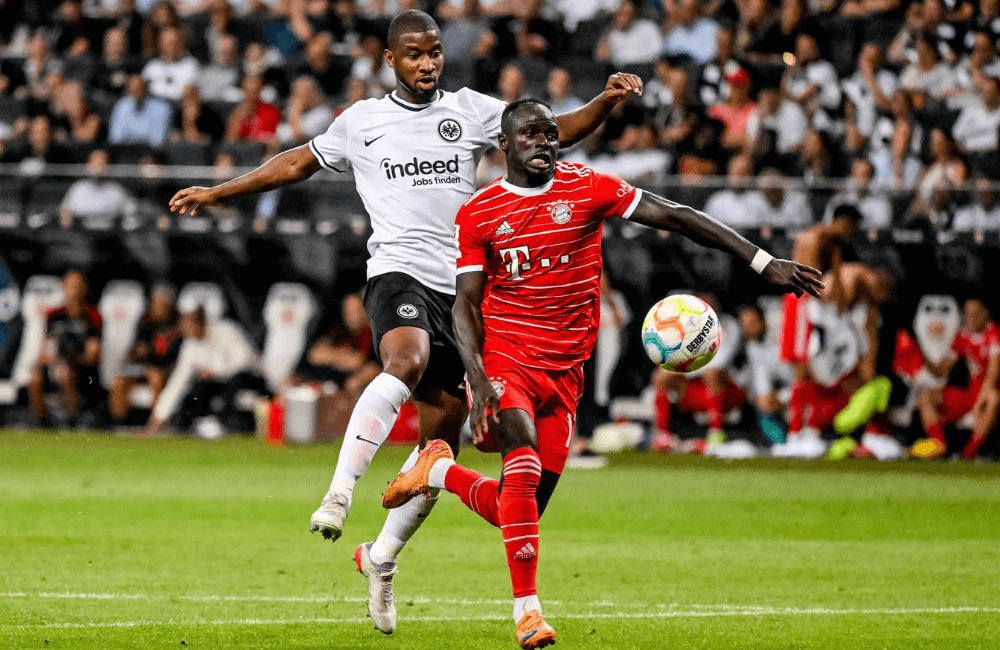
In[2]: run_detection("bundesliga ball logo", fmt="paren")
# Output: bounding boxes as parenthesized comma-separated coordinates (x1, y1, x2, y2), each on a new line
(641, 294, 720, 373)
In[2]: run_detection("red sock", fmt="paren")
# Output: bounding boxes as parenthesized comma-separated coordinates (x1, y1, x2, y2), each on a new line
(926, 422, 946, 443)
(499, 447, 542, 598)
(963, 430, 989, 460)
(788, 380, 809, 434)
(654, 387, 671, 432)
(444, 464, 501, 528)
(706, 387, 724, 430)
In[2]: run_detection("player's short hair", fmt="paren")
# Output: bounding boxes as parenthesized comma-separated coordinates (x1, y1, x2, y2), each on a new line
(387, 10, 439, 49)
(500, 98, 553, 135)
(831, 203, 863, 224)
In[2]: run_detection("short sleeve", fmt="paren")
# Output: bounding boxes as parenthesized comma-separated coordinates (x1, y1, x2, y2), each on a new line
(591, 171, 643, 220)
(455, 203, 488, 275)
(309, 112, 350, 173)
(469, 90, 506, 148)
(952, 332, 968, 356)
(987, 325, 1000, 355)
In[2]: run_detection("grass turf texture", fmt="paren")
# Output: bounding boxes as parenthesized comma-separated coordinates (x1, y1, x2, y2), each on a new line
(2, 432, 999, 650)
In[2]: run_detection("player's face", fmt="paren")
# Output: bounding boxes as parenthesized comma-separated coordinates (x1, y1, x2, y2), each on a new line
(501, 106, 560, 186)
(965, 299, 989, 332)
(385, 31, 443, 104)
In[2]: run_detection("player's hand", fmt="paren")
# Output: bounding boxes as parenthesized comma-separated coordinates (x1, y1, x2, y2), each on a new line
(469, 379, 501, 444)
(762, 258, 825, 298)
(169, 186, 221, 216)
(603, 72, 643, 104)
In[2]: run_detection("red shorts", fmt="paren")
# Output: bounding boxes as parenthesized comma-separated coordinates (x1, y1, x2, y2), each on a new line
(676, 378, 746, 413)
(779, 293, 812, 364)
(938, 386, 978, 424)
(805, 379, 853, 431)
(465, 355, 584, 475)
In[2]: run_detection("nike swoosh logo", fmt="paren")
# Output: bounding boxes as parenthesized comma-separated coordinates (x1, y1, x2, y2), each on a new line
(355, 435, 380, 446)
(364, 134, 386, 147)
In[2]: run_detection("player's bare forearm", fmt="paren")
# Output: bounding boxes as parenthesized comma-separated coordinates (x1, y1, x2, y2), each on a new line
(629, 192, 825, 298)
(982, 353, 1000, 393)
(169, 145, 322, 215)
(555, 72, 643, 147)
(452, 272, 490, 390)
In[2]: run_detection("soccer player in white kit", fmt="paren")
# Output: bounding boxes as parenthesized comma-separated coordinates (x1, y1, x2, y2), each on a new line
(168, 10, 643, 634)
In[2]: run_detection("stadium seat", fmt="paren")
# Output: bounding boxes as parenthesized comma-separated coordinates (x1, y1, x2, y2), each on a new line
(163, 141, 214, 166)
(97, 280, 147, 389)
(261, 282, 317, 391)
(10, 275, 64, 388)
(25, 179, 74, 216)
(177, 282, 226, 322)
(108, 142, 155, 166)
(220, 141, 268, 166)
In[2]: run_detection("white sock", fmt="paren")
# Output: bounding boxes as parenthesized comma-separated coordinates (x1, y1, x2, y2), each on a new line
(369, 447, 439, 566)
(427, 457, 455, 489)
(513, 594, 541, 623)
(329, 373, 410, 493)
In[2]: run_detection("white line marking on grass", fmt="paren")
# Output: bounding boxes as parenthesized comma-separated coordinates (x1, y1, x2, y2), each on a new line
(4, 607, 1000, 631)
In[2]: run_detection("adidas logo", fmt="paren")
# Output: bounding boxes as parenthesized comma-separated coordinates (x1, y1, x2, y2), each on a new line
(513, 542, 537, 560)
(495, 220, 514, 235)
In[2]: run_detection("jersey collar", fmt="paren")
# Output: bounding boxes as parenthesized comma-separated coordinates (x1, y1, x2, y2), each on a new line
(499, 176, 554, 197)
(389, 89, 443, 111)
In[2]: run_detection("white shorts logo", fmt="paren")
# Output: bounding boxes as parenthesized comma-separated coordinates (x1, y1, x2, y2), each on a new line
(397, 304, 419, 319)
(490, 379, 505, 397)
(438, 119, 462, 142)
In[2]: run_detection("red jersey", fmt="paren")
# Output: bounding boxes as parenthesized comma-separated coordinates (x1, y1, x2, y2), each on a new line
(455, 162, 642, 371)
(952, 321, 1000, 387)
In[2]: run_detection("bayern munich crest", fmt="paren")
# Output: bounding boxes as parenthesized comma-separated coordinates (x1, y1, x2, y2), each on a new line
(550, 202, 572, 224)
(490, 379, 505, 397)
(438, 119, 462, 142)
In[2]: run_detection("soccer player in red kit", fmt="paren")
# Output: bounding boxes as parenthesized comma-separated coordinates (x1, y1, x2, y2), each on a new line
(912, 296, 1000, 460)
(381, 99, 823, 649)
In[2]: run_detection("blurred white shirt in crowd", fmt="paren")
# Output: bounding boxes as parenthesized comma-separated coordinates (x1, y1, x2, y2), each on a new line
(545, 0, 621, 32)
(952, 204, 1000, 230)
(61, 179, 136, 223)
(606, 18, 663, 67)
(953, 100, 1000, 152)
(743, 190, 813, 229)
(143, 56, 201, 102)
(787, 60, 842, 111)
(745, 99, 808, 153)
(704, 188, 754, 229)
(823, 190, 893, 229)
(841, 68, 898, 137)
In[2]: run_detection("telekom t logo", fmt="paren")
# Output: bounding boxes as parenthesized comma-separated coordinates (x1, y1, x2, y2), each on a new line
(499, 246, 531, 279)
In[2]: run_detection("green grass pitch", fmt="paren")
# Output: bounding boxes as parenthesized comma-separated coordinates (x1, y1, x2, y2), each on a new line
(2, 431, 999, 649)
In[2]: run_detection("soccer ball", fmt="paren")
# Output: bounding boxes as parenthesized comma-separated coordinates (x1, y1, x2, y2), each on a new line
(641, 294, 721, 372)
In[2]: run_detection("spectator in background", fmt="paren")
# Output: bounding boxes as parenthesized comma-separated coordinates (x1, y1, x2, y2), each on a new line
(746, 85, 807, 154)
(698, 27, 735, 107)
(109, 74, 172, 147)
(954, 31, 1000, 107)
(60, 149, 137, 225)
(225, 74, 281, 142)
(744, 168, 813, 228)
(953, 176, 1000, 231)
(335, 76, 368, 116)
(197, 32, 243, 103)
(660, 0, 719, 64)
(293, 32, 348, 97)
(350, 33, 395, 96)
(275, 75, 333, 148)
(909, 128, 966, 223)
(739, 302, 793, 434)
(141, 1, 186, 59)
(596, 0, 662, 67)
(799, 130, 846, 182)
(108, 283, 181, 423)
(17, 33, 63, 100)
(708, 65, 756, 151)
(0, 115, 73, 164)
(595, 122, 670, 183)
(146, 305, 264, 435)
(648, 64, 698, 154)
(543, 0, 620, 34)
(782, 32, 841, 122)
(704, 154, 756, 228)
(898, 33, 959, 103)
(92, 27, 141, 107)
(143, 27, 201, 101)
(172, 83, 225, 143)
(496, 63, 526, 102)
(27, 270, 103, 426)
(869, 89, 924, 189)
(51, 80, 102, 143)
(823, 158, 893, 229)
(952, 74, 1000, 173)
(842, 44, 897, 154)
(546, 67, 584, 114)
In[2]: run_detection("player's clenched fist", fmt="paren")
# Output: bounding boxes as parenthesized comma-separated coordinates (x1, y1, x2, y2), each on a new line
(468, 378, 501, 444)
(603, 72, 644, 103)
(169, 186, 221, 216)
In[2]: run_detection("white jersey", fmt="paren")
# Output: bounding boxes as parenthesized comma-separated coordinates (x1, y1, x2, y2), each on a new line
(309, 88, 506, 295)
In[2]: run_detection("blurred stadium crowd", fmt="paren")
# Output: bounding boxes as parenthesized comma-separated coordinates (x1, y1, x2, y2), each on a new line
(0, 0, 996, 462)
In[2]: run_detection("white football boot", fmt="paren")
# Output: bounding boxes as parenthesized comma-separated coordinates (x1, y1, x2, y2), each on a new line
(309, 489, 351, 541)
(795, 428, 828, 460)
(354, 541, 398, 634)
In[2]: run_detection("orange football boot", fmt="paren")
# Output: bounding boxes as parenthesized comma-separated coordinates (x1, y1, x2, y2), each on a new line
(516, 610, 556, 649)
(382, 439, 453, 508)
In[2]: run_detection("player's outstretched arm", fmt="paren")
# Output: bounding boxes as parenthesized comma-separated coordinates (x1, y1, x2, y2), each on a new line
(629, 192, 825, 298)
(554, 72, 644, 148)
(168, 144, 323, 216)
(453, 270, 500, 440)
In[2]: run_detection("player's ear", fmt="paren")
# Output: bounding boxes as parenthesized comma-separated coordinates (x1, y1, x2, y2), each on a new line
(498, 134, 508, 153)
(384, 49, 395, 70)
